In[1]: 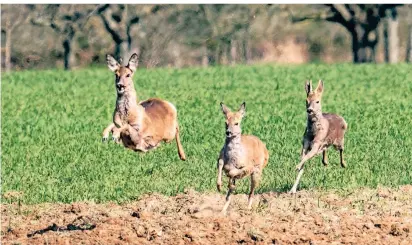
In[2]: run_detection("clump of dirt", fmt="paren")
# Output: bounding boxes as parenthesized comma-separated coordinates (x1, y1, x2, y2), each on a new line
(2, 186, 412, 245)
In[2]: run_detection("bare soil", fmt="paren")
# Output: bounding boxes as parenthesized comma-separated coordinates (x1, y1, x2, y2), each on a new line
(2, 186, 412, 245)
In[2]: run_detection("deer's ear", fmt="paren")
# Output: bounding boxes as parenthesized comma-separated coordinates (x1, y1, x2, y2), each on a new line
(106, 54, 120, 72)
(316, 80, 324, 94)
(220, 102, 231, 116)
(305, 80, 313, 96)
(238, 102, 246, 117)
(127, 53, 139, 72)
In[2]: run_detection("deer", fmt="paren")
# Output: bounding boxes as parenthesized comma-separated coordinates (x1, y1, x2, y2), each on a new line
(289, 80, 348, 194)
(217, 102, 269, 214)
(101, 53, 186, 161)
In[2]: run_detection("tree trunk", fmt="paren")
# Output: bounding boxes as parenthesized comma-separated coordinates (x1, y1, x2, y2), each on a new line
(62, 36, 74, 71)
(215, 43, 223, 65)
(230, 40, 237, 65)
(4, 29, 12, 72)
(114, 41, 130, 63)
(202, 45, 209, 67)
(406, 8, 412, 63)
(407, 25, 412, 63)
(242, 38, 249, 64)
(351, 25, 377, 63)
(384, 8, 399, 63)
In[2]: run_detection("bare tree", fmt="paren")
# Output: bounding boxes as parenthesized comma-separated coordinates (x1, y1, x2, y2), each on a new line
(289, 4, 402, 63)
(31, 4, 100, 70)
(383, 7, 399, 63)
(96, 4, 163, 62)
(176, 5, 268, 66)
(1, 5, 31, 72)
(406, 6, 412, 63)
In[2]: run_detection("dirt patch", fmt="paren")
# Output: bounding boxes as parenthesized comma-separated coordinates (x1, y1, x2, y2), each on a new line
(2, 186, 412, 245)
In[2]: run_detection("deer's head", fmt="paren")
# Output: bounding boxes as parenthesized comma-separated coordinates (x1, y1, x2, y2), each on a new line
(305, 80, 324, 117)
(106, 53, 139, 95)
(220, 102, 246, 138)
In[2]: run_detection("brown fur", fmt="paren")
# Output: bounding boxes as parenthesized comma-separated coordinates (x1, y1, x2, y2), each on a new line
(290, 80, 347, 194)
(217, 102, 269, 214)
(102, 54, 186, 160)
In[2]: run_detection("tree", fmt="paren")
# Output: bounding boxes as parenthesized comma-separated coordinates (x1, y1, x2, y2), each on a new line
(1, 5, 31, 72)
(383, 7, 399, 63)
(170, 5, 271, 66)
(289, 4, 402, 63)
(31, 4, 100, 70)
(96, 4, 163, 61)
(406, 5, 412, 63)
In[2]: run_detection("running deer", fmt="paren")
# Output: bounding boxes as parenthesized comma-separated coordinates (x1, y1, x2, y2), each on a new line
(217, 102, 269, 214)
(102, 53, 186, 161)
(290, 80, 347, 194)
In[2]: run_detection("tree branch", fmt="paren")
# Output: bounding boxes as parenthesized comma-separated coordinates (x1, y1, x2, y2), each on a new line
(79, 4, 105, 29)
(31, 17, 62, 33)
(288, 8, 336, 23)
(331, 4, 352, 22)
(99, 6, 123, 43)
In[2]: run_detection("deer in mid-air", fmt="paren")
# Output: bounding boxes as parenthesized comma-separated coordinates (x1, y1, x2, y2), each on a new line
(102, 53, 186, 161)
(290, 80, 347, 194)
(217, 102, 269, 214)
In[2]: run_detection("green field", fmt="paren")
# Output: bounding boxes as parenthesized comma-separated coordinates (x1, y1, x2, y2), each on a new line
(2, 64, 412, 204)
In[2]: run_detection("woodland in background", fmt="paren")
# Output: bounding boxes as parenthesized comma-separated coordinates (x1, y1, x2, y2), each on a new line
(1, 4, 412, 71)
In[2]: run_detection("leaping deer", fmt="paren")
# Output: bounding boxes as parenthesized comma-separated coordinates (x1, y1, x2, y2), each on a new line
(290, 80, 347, 194)
(102, 53, 186, 161)
(217, 102, 269, 214)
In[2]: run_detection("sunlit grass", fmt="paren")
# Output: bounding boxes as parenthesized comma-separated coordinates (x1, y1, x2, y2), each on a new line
(2, 63, 412, 204)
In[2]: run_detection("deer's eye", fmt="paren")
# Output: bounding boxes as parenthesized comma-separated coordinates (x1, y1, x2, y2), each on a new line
(234, 123, 239, 126)
(126, 74, 131, 78)
(316, 101, 320, 104)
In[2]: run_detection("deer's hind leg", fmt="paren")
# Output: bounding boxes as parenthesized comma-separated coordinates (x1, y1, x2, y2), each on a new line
(339, 149, 346, 168)
(322, 150, 328, 166)
(248, 170, 262, 209)
(335, 138, 346, 168)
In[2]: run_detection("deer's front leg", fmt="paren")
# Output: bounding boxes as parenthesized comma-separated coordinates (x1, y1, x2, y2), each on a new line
(222, 178, 236, 215)
(111, 126, 122, 143)
(296, 142, 322, 171)
(301, 139, 310, 158)
(217, 158, 224, 192)
(113, 112, 123, 129)
(102, 123, 115, 142)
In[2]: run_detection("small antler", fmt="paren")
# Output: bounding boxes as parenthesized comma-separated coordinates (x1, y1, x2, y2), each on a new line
(305, 80, 313, 95)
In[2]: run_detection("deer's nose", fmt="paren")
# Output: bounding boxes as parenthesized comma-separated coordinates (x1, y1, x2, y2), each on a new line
(226, 130, 230, 136)
(307, 108, 313, 113)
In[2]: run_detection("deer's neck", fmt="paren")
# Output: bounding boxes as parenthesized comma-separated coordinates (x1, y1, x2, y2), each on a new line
(307, 112, 324, 136)
(116, 88, 139, 118)
(225, 135, 242, 154)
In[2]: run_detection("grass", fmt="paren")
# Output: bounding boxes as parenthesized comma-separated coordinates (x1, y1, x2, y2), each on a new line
(1, 63, 412, 204)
